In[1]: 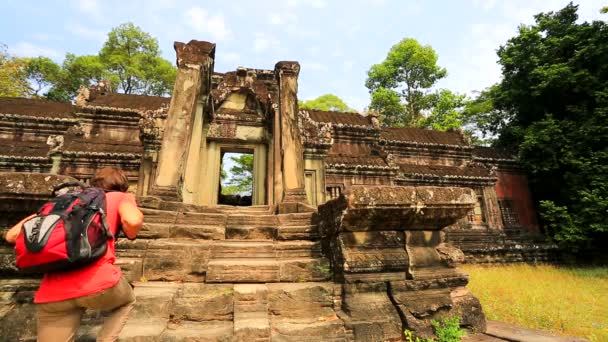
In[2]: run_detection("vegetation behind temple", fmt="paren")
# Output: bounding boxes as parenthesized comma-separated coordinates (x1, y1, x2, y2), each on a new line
(463, 3, 608, 258)
(1, 22, 176, 101)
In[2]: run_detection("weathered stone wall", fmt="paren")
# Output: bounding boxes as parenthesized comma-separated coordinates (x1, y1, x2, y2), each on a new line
(317, 185, 486, 338)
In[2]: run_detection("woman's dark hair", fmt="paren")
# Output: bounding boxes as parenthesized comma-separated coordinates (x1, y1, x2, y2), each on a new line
(90, 167, 129, 192)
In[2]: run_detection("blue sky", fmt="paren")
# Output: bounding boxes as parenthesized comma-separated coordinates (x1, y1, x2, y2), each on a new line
(1, 0, 606, 110)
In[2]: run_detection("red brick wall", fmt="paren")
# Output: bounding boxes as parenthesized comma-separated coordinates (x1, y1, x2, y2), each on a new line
(495, 170, 539, 232)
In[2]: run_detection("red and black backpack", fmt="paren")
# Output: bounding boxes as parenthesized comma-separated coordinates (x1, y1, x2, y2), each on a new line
(15, 182, 114, 273)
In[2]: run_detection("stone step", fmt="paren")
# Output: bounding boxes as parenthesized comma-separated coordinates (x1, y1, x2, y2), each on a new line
(226, 225, 277, 240)
(277, 225, 320, 240)
(211, 241, 276, 258)
(162, 321, 234, 342)
(142, 239, 211, 282)
(209, 240, 322, 259)
(227, 214, 278, 227)
(207, 259, 280, 283)
(206, 257, 332, 283)
(140, 222, 225, 240)
(277, 212, 315, 226)
(141, 208, 227, 226)
(234, 284, 270, 341)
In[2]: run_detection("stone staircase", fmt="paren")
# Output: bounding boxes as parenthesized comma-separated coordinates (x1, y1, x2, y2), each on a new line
(0, 204, 351, 341)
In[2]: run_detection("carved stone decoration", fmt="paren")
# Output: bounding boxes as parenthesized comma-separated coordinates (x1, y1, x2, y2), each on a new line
(298, 110, 333, 148)
(207, 122, 237, 139)
(368, 109, 381, 129)
(46, 135, 64, 155)
(74, 85, 89, 106)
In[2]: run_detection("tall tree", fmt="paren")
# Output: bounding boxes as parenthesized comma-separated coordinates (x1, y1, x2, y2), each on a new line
(0, 44, 30, 97)
(99, 23, 176, 95)
(421, 89, 467, 131)
(366, 38, 447, 126)
(224, 154, 254, 195)
(472, 3, 608, 255)
(300, 94, 354, 112)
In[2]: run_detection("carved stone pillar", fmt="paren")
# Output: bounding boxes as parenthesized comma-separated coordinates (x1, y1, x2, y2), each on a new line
(274, 61, 308, 207)
(149, 40, 215, 201)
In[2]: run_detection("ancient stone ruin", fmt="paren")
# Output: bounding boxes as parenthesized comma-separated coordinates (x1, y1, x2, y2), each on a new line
(0, 40, 553, 340)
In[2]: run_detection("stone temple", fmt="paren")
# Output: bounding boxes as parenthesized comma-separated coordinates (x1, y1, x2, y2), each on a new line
(0, 40, 553, 341)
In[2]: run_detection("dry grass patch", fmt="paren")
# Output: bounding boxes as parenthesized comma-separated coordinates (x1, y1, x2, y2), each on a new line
(462, 264, 608, 342)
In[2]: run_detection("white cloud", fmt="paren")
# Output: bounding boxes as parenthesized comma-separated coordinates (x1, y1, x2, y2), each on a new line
(253, 32, 285, 54)
(74, 0, 102, 19)
(29, 33, 64, 42)
(224, 52, 240, 65)
(269, 13, 284, 25)
(185, 7, 231, 41)
(65, 23, 106, 42)
(301, 60, 328, 72)
(311, 0, 327, 8)
(9, 42, 62, 58)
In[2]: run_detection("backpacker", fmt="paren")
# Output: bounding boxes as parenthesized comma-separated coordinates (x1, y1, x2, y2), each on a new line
(15, 182, 114, 273)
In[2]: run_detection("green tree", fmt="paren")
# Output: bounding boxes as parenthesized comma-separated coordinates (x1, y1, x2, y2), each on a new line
(99, 23, 176, 95)
(472, 3, 608, 255)
(224, 154, 254, 195)
(601, 6, 607, 13)
(300, 94, 355, 112)
(366, 38, 447, 126)
(0, 44, 30, 97)
(26, 56, 62, 97)
(421, 89, 467, 131)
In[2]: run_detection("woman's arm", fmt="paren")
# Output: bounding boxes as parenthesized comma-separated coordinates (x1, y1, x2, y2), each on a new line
(3, 214, 36, 244)
(118, 200, 143, 240)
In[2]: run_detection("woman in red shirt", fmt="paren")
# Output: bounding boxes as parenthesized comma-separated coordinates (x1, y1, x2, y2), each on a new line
(3, 167, 144, 342)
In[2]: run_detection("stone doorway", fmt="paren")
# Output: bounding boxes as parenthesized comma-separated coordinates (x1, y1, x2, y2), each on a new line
(200, 142, 267, 206)
(219, 150, 253, 206)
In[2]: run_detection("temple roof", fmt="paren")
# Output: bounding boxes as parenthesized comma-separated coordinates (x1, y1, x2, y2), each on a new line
(0, 139, 50, 158)
(308, 110, 370, 126)
(0, 97, 75, 119)
(398, 163, 493, 179)
(325, 142, 389, 168)
(381, 127, 466, 146)
(63, 137, 143, 156)
(84, 93, 171, 112)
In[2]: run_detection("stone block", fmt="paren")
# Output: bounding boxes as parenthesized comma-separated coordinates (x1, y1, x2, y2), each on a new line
(171, 284, 234, 321)
(143, 240, 209, 282)
(130, 282, 180, 319)
(170, 224, 225, 240)
(280, 258, 332, 282)
(225, 226, 277, 240)
(207, 259, 280, 283)
(161, 321, 234, 342)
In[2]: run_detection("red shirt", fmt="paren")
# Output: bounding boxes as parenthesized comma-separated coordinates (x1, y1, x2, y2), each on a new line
(33, 192, 136, 303)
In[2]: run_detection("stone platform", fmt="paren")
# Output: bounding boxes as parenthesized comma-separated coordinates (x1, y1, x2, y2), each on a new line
(1, 185, 489, 341)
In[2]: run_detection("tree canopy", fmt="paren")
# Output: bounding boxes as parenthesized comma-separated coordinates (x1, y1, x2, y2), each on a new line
(0, 44, 30, 97)
(365, 38, 470, 132)
(471, 3, 608, 255)
(222, 154, 254, 195)
(299, 94, 354, 112)
(366, 38, 448, 127)
(13, 23, 176, 101)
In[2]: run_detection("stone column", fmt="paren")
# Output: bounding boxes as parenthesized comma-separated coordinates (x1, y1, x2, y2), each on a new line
(149, 40, 215, 201)
(274, 61, 308, 207)
(481, 186, 504, 230)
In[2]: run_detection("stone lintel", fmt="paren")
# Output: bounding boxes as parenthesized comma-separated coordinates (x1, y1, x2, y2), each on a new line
(174, 40, 216, 68)
(274, 61, 301, 76)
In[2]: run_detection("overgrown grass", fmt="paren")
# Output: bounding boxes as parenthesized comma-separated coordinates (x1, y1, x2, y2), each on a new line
(462, 264, 608, 342)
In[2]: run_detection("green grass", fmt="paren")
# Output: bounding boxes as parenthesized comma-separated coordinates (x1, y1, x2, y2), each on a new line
(462, 264, 608, 342)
